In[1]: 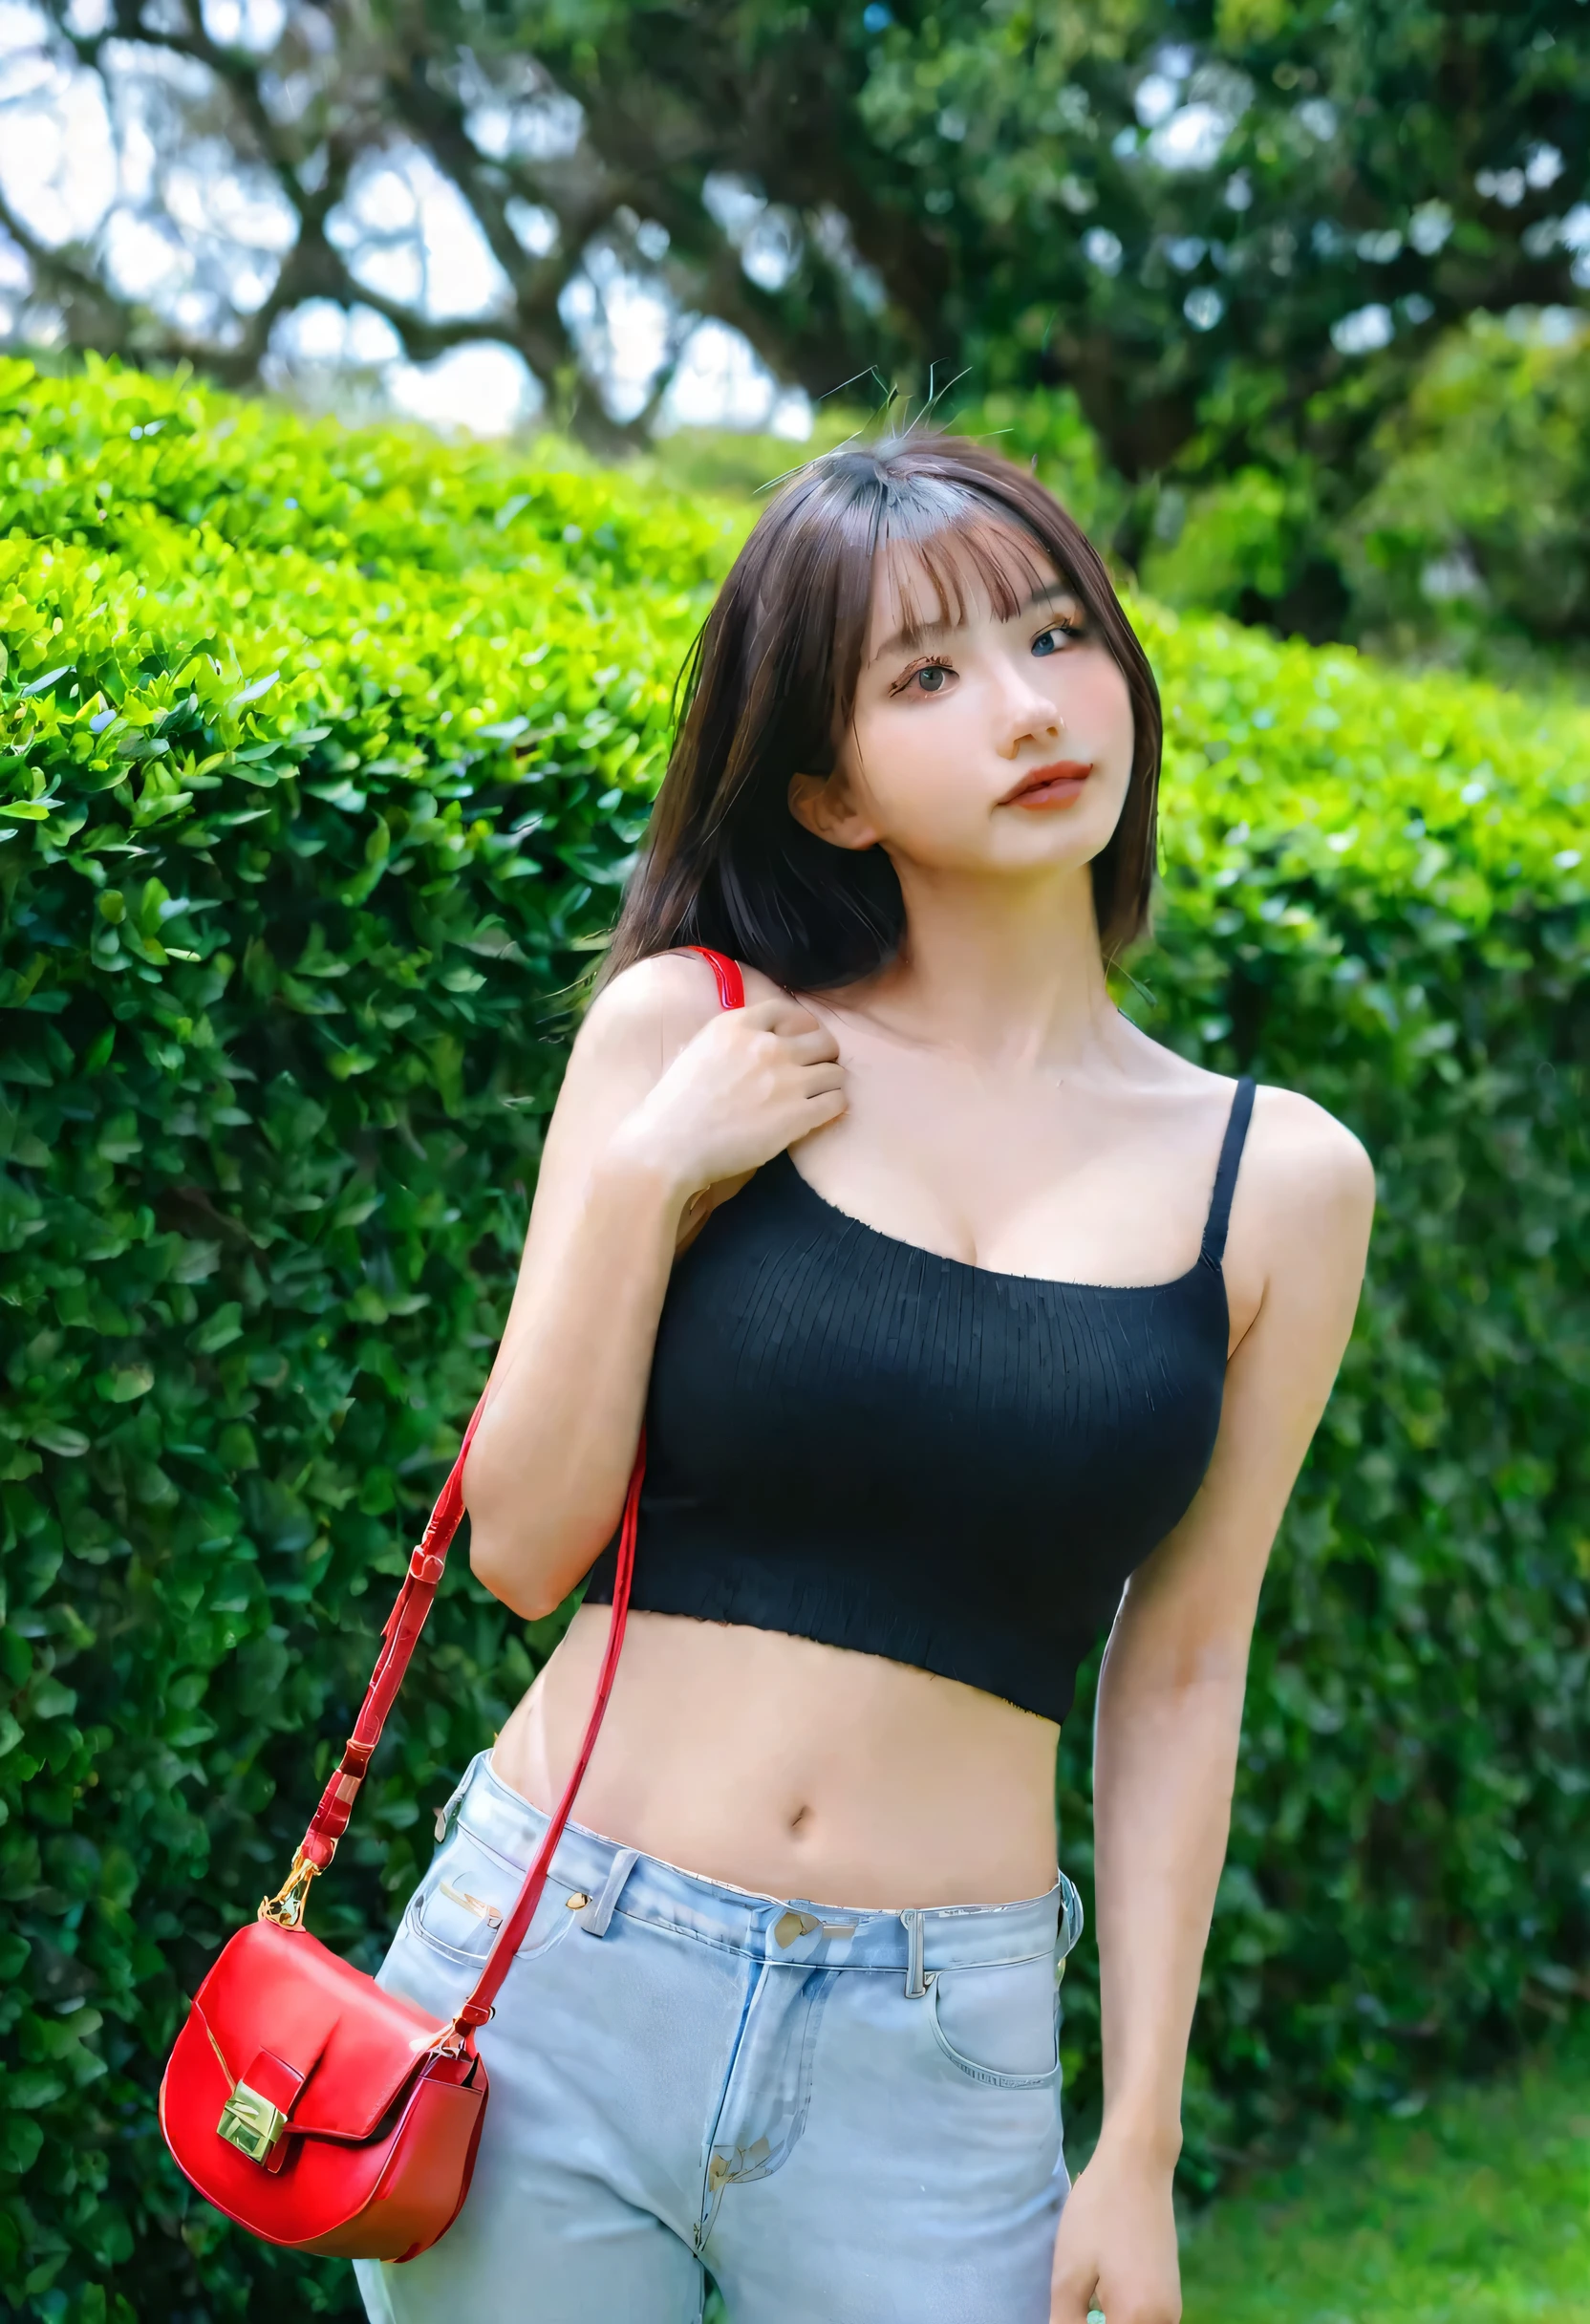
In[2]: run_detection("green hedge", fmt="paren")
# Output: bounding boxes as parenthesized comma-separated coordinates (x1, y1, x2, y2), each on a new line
(1, 360, 1585, 2320)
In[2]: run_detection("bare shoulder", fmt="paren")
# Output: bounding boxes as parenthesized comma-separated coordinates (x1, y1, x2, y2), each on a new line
(1247, 1084, 1375, 1211)
(1241, 1083, 1376, 1267)
(573, 950, 728, 1074)
(1121, 1022, 1371, 1214)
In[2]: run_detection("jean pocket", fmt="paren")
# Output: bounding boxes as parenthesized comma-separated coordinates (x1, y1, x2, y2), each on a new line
(929, 1952, 1062, 2090)
(408, 1825, 576, 1968)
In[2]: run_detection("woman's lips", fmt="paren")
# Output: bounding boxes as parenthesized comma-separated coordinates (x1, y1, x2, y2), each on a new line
(999, 760, 1094, 808)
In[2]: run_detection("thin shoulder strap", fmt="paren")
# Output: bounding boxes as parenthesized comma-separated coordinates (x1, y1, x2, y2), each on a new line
(1201, 1077, 1256, 1268)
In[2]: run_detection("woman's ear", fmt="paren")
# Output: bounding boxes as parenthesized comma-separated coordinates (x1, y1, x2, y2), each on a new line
(787, 767, 881, 853)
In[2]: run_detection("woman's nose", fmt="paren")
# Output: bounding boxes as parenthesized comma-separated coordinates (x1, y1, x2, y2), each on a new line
(994, 665, 1063, 755)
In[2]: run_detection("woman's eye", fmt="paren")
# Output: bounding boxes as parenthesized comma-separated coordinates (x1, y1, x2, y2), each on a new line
(1032, 625, 1077, 658)
(894, 660, 953, 696)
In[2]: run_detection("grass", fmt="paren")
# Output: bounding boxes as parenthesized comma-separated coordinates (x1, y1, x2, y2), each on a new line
(1179, 2017, 1590, 2323)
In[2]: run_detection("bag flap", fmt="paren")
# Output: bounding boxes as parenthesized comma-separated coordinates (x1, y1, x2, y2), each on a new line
(196, 1918, 451, 2142)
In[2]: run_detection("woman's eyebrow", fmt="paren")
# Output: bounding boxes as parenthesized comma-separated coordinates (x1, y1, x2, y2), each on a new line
(869, 578, 1078, 669)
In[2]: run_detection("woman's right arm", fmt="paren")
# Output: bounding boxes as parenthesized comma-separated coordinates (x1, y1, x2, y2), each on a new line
(462, 953, 844, 1618)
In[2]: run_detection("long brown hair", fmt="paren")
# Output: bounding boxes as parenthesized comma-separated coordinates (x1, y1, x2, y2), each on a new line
(604, 432, 1161, 989)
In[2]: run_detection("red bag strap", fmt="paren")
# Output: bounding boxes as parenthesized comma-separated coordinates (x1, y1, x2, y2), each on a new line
(693, 945, 744, 1010)
(269, 947, 747, 2039)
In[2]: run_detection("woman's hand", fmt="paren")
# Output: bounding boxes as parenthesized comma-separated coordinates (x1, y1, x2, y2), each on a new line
(1048, 2132, 1181, 2324)
(609, 996, 846, 1207)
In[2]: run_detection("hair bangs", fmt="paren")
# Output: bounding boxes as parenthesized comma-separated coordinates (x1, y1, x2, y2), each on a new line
(860, 506, 1058, 664)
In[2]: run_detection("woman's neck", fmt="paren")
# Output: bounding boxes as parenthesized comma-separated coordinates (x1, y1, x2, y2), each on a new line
(848, 861, 1117, 1072)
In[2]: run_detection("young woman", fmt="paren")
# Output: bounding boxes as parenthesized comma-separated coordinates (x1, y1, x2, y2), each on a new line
(355, 436, 1373, 2324)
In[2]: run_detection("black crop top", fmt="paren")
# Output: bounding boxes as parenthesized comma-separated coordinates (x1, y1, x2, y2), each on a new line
(588, 1079, 1257, 1725)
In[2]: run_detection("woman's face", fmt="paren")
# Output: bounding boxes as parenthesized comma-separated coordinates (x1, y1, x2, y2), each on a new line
(791, 525, 1135, 884)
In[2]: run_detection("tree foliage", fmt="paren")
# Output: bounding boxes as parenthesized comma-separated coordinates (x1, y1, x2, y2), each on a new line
(956, 305, 1590, 691)
(1337, 309, 1590, 679)
(1, 360, 1586, 2318)
(4, 0, 1588, 486)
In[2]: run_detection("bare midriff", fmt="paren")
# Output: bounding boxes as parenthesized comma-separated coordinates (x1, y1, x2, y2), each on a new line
(490, 1603, 1062, 1910)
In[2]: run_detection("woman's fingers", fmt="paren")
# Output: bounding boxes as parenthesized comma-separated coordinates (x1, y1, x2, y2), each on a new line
(784, 1024, 843, 1065)
(800, 1087, 849, 1130)
(743, 999, 840, 1054)
(741, 997, 813, 1033)
(630, 991, 846, 1190)
(1047, 2271, 1098, 2324)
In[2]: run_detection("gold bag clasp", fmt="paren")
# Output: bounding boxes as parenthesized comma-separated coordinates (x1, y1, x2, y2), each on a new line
(258, 1847, 319, 1930)
(217, 2081, 289, 2163)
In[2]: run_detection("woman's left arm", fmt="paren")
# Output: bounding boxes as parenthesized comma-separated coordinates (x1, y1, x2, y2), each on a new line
(1049, 1090, 1375, 2324)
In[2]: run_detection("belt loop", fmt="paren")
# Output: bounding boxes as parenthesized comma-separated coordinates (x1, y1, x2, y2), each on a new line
(432, 1759, 476, 1844)
(580, 1847, 640, 1937)
(1056, 1872, 1085, 1980)
(900, 1909, 935, 1999)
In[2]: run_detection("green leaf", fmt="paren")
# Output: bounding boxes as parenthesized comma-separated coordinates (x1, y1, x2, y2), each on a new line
(191, 1302, 244, 1355)
(97, 1364, 154, 1404)
(5, 2069, 65, 2109)
(31, 1424, 90, 1457)
(0, 354, 36, 407)
(0, 2114, 43, 2174)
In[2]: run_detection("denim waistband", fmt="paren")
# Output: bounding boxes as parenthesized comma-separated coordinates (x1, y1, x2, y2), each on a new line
(438, 1751, 1084, 1976)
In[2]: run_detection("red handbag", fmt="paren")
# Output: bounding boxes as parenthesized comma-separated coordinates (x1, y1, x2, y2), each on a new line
(160, 947, 746, 2262)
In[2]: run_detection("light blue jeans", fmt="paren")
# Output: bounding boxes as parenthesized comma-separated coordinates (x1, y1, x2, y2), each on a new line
(355, 1751, 1082, 2323)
